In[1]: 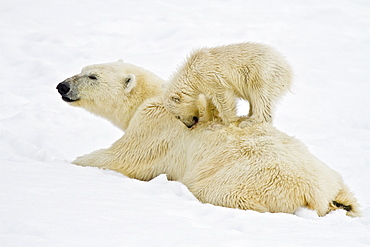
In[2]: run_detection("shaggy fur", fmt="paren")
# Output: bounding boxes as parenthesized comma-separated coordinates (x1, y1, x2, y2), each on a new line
(165, 43, 292, 127)
(57, 61, 360, 217)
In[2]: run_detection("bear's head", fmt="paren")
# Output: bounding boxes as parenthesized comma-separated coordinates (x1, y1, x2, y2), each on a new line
(57, 61, 137, 105)
(57, 61, 164, 130)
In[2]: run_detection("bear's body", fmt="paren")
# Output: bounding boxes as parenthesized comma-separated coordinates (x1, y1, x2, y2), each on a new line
(165, 43, 292, 127)
(57, 61, 360, 217)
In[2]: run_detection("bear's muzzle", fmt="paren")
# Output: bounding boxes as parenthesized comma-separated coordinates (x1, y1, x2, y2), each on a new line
(57, 81, 79, 102)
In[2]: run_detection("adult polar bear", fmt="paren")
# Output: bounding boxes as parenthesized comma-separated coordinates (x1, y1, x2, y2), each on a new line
(57, 60, 360, 217)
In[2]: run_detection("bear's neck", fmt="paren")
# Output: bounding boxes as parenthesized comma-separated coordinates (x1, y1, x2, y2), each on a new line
(98, 78, 164, 131)
(106, 103, 139, 131)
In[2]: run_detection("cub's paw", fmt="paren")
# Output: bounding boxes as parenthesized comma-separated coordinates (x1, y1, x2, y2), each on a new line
(206, 121, 225, 131)
(237, 117, 259, 128)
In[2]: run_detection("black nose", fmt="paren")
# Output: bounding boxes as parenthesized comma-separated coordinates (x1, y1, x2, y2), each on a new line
(193, 116, 199, 123)
(56, 81, 70, 96)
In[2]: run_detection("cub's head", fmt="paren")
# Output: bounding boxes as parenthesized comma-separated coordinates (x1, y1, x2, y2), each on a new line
(164, 87, 199, 128)
(57, 61, 136, 109)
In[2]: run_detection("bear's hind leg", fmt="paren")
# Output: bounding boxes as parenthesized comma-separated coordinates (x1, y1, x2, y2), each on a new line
(329, 185, 361, 217)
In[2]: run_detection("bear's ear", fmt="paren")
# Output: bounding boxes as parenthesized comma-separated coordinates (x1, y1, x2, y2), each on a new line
(117, 59, 124, 62)
(123, 74, 136, 93)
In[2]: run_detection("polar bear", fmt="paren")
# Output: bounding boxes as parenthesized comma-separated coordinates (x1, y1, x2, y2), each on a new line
(56, 61, 360, 217)
(56, 61, 165, 130)
(165, 43, 292, 128)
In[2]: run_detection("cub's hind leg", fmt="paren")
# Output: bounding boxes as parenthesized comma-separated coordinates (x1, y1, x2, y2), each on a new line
(210, 90, 240, 126)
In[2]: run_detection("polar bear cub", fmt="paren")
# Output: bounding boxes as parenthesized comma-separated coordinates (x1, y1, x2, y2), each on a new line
(165, 43, 292, 128)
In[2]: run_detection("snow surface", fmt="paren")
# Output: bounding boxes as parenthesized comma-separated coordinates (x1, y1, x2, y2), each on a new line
(1, 0, 370, 246)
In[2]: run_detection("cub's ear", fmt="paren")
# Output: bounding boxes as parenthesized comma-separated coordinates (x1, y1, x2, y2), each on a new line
(123, 74, 136, 93)
(170, 93, 181, 103)
(117, 59, 124, 62)
(162, 82, 169, 90)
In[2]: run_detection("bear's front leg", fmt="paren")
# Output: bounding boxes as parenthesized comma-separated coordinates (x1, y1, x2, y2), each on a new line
(72, 148, 113, 169)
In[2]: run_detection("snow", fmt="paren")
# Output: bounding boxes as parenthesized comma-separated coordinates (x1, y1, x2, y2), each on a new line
(1, 0, 370, 246)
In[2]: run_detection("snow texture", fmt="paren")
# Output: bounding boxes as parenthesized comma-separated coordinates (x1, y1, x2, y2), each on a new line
(1, 0, 370, 246)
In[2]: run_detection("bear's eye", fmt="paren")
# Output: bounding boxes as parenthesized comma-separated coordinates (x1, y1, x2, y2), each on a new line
(88, 75, 97, 80)
(171, 96, 181, 103)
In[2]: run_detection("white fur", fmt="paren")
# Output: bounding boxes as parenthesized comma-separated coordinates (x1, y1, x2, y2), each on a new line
(60, 61, 360, 217)
(165, 43, 293, 127)
(62, 61, 165, 130)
